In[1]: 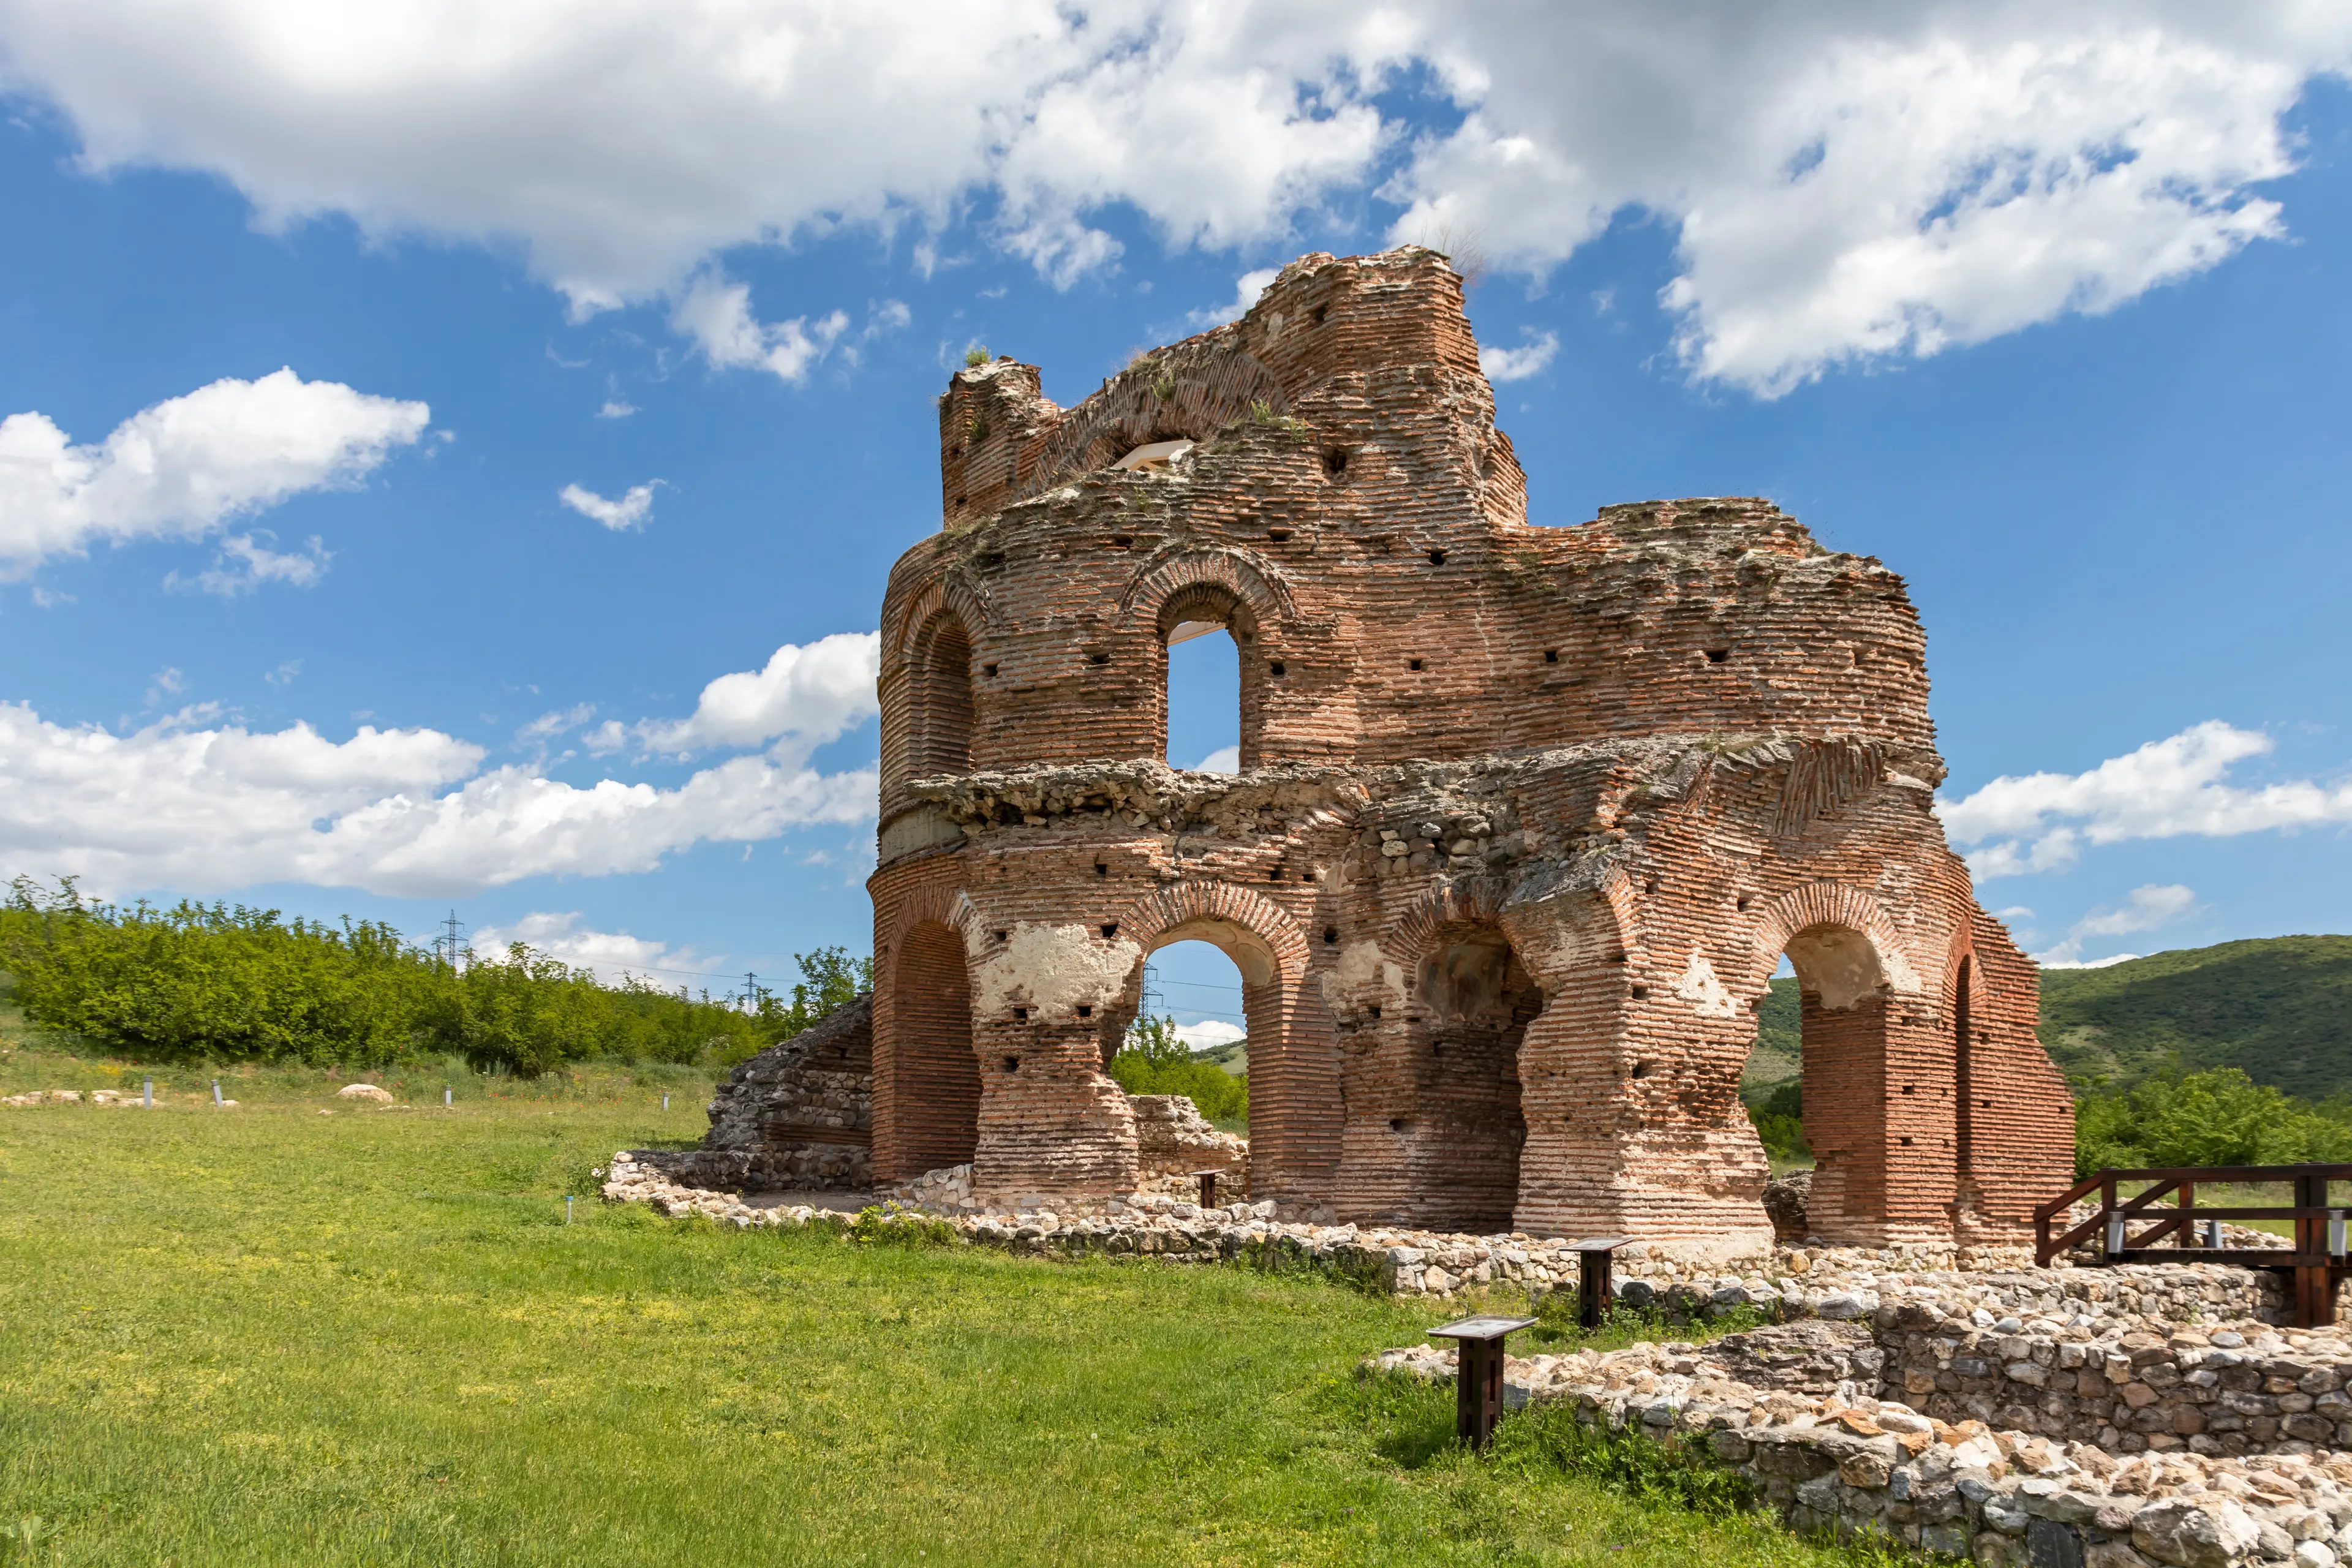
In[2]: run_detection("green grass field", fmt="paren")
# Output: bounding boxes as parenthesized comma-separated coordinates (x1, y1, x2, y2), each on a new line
(0, 1035, 1909, 1567)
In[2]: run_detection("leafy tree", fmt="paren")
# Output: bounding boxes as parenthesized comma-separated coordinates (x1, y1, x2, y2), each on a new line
(753, 945, 873, 1046)
(2073, 1063, 2352, 1176)
(1745, 1080, 1809, 1165)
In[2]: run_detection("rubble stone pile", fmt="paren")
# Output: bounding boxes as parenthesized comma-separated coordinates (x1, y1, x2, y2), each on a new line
(0, 1087, 233, 1107)
(626, 995, 873, 1193)
(1128, 1093, 1248, 1196)
(601, 1153, 2307, 1324)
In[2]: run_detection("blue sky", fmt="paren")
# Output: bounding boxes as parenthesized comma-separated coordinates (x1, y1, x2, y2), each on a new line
(1, 5, 2348, 1027)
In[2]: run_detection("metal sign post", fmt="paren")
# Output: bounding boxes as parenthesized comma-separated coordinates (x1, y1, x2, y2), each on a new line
(1564, 1236, 1632, 1329)
(1427, 1315, 1537, 1449)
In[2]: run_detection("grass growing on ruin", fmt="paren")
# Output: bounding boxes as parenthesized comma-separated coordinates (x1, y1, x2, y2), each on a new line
(0, 1046, 1905, 1568)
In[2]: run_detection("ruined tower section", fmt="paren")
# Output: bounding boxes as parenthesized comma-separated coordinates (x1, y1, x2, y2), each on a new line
(867, 247, 2073, 1244)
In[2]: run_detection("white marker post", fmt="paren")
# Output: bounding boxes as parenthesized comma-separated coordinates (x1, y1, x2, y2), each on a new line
(663, 1093, 670, 1111)
(212, 1080, 222, 1106)
(444, 1086, 453, 1107)
(565, 1196, 575, 1225)
(143, 1078, 153, 1109)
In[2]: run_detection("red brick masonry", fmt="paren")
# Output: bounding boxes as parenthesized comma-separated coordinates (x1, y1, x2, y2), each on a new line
(866, 246, 2071, 1250)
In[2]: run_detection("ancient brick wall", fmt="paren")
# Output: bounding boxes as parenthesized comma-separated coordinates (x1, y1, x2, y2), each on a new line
(634, 995, 874, 1191)
(865, 245, 2071, 1245)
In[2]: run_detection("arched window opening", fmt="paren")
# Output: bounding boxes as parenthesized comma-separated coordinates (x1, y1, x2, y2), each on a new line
(1106, 938, 1250, 1133)
(1110, 439, 1196, 472)
(1406, 922, 1536, 1232)
(1166, 623, 1240, 774)
(890, 921, 979, 1172)
(1159, 586, 1255, 774)
(910, 614, 974, 777)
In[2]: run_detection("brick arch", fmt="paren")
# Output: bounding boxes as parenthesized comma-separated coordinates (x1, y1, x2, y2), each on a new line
(887, 575, 992, 668)
(1110, 878, 1310, 975)
(1028, 345, 1287, 491)
(882, 884, 984, 962)
(1938, 926, 1980, 1006)
(1384, 878, 1507, 968)
(1118, 548, 1297, 634)
(1748, 881, 1921, 997)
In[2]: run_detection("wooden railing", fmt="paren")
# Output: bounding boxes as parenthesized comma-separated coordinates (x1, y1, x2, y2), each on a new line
(2035, 1164, 2352, 1327)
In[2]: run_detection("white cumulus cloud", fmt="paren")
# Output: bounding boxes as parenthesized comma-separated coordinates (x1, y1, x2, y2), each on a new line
(0, 636, 884, 898)
(634, 631, 880, 759)
(673, 271, 849, 383)
(2034, 882, 2196, 967)
(6, 6, 2341, 392)
(164, 530, 331, 595)
(1185, 267, 1281, 329)
(1171, 1017, 1246, 1053)
(670, 280, 910, 383)
(1939, 720, 2352, 878)
(470, 910, 714, 984)
(1478, 330, 1559, 383)
(0, 368, 429, 580)
(559, 481, 660, 531)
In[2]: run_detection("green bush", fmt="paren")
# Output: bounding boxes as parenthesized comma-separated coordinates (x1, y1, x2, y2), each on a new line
(845, 1203, 960, 1248)
(2073, 1063, 2352, 1176)
(0, 876, 867, 1077)
(1106, 1014, 1247, 1125)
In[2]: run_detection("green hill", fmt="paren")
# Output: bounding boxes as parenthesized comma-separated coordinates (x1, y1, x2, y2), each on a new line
(1742, 979, 1802, 1094)
(1735, 935, 2352, 1104)
(2036, 936, 2352, 1099)
(1194, 1038, 1248, 1076)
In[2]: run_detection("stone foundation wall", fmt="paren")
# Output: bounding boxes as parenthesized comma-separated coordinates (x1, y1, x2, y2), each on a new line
(1375, 1327, 2352, 1568)
(603, 1150, 2350, 1564)
(1879, 1305, 2352, 1460)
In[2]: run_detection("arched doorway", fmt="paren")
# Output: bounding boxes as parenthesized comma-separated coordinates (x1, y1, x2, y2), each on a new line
(886, 920, 980, 1175)
(1098, 879, 1335, 1204)
(1762, 918, 1950, 1244)
(1121, 938, 1250, 1107)
(1104, 939, 1251, 1193)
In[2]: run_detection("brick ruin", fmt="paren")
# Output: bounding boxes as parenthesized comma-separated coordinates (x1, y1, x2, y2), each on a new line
(865, 245, 2073, 1252)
